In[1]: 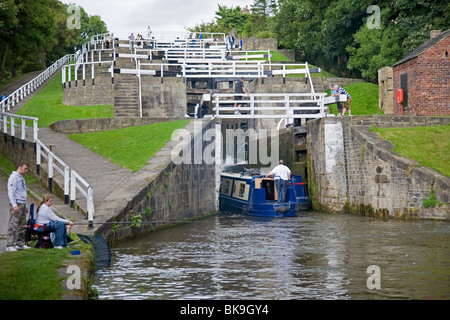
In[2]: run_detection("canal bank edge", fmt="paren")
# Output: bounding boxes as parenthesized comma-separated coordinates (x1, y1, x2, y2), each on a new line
(58, 244, 96, 300)
(92, 119, 217, 243)
(307, 115, 450, 220)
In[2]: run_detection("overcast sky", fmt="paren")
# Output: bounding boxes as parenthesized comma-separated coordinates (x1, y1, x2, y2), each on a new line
(61, 0, 252, 38)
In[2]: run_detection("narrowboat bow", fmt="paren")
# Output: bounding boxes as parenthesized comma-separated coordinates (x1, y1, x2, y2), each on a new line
(219, 172, 310, 217)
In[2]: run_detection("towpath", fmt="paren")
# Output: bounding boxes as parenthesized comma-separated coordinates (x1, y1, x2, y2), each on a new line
(0, 70, 135, 252)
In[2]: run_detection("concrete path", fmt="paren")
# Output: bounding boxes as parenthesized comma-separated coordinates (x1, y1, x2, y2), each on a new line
(0, 67, 135, 247)
(37, 128, 135, 223)
(1, 70, 56, 112)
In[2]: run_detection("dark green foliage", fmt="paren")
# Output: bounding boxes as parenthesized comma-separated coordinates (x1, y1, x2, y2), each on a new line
(189, 0, 449, 81)
(0, 0, 108, 84)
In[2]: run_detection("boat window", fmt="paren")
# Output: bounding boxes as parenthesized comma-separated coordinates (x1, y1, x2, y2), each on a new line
(238, 184, 245, 197)
(220, 179, 233, 196)
(232, 181, 249, 200)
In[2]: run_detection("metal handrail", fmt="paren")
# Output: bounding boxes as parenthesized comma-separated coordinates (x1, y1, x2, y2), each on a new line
(0, 54, 77, 112)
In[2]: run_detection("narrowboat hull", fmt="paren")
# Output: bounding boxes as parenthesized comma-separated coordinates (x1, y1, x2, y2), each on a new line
(219, 172, 310, 217)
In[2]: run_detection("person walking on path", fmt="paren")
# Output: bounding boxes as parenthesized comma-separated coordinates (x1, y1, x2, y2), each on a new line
(6, 161, 30, 252)
(266, 160, 291, 203)
(234, 77, 249, 115)
(333, 85, 352, 116)
(128, 33, 135, 51)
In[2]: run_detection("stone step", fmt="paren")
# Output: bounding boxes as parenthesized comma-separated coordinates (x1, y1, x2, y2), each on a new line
(115, 82, 138, 86)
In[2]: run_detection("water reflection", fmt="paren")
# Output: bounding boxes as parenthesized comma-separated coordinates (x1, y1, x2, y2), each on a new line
(93, 211, 450, 300)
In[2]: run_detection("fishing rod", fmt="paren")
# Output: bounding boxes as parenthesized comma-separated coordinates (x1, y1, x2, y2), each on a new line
(73, 220, 217, 225)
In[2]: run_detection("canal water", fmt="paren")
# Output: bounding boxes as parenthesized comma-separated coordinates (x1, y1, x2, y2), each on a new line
(93, 211, 450, 300)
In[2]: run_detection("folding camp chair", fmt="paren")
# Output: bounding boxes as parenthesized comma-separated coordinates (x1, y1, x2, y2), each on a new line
(25, 204, 53, 248)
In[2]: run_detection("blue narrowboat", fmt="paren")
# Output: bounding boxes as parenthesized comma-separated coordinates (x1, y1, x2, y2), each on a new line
(219, 172, 310, 217)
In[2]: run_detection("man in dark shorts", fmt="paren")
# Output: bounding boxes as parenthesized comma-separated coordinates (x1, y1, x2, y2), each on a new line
(234, 77, 249, 115)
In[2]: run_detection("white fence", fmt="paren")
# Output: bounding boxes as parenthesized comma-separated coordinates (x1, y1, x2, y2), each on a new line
(0, 113, 95, 225)
(1, 112, 38, 144)
(0, 54, 77, 112)
(212, 93, 327, 120)
(62, 60, 115, 87)
(181, 60, 268, 79)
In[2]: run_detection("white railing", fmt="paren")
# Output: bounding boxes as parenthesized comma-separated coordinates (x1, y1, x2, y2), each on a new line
(229, 50, 272, 63)
(0, 112, 39, 143)
(0, 54, 77, 112)
(70, 170, 94, 227)
(181, 60, 267, 79)
(212, 93, 327, 120)
(0, 111, 95, 226)
(165, 48, 226, 61)
(145, 31, 225, 47)
(62, 60, 114, 87)
(36, 139, 70, 202)
(83, 33, 114, 52)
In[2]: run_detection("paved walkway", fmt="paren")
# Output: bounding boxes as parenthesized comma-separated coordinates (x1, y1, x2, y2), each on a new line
(37, 128, 135, 224)
(1, 66, 181, 246)
(1, 70, 50, 112)
(0, 68, 132, 251)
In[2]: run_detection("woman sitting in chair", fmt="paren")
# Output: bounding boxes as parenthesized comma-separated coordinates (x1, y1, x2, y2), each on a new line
(34, 194, 74, 249)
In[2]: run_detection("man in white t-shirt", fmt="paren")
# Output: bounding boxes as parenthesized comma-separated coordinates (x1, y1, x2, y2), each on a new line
(266, 160, 291, 203)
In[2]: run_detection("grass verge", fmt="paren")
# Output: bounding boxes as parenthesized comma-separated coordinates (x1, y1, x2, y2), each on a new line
(370, 125, 450, 177)
(68, 120, 191, 172)
(16, 71, 114, 127)
(325, 82, 382, 116)
(0, 235, 93, 300)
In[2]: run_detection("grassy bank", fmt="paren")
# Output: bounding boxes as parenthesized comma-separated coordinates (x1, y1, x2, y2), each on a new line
(68, 120, 191, 172)
(325, 82, 382, 116)
(0, 236, 94, 300)
(371, 125, 450, 177)
(16, 71, 113, 127)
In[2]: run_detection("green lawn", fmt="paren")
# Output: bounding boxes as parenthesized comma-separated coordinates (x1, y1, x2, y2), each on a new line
(0, 237, 93, 300)
(325, 82, 382, 116)
(68, 120, 191, 172)
(16, 71, 113, 127)
(371, 125, 450, 177)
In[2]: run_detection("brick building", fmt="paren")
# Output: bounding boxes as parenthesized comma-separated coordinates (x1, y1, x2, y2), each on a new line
(392, 29, 450, 116)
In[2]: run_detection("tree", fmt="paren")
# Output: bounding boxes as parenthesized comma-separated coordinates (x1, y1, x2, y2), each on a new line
(347, 0, 450, 81)
(0, 0, 20, 81)
(242, 0, 278, 37)
(215, 5, 248, 36)
(0, 0, 109, 83)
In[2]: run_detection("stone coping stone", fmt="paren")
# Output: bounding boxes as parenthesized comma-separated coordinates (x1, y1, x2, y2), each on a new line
(50, 117, 188, 134)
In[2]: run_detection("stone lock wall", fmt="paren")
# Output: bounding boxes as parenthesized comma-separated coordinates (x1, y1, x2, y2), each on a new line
(96, 119, 217, 242)
(308, 115, 450, 220)
(378, 67, 394, 115)
(241, 38, 278, 51)
(141, 77, 187, 118)
(62, 76, 114, 106)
